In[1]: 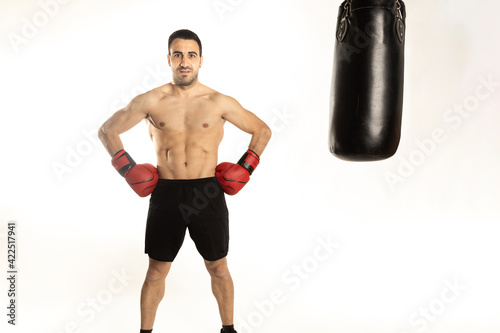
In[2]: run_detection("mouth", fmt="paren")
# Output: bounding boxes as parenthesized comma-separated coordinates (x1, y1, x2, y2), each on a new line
(179, 68, 191, 75)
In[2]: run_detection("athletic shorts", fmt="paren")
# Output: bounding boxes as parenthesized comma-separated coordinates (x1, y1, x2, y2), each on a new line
(145, 177, 229, 262)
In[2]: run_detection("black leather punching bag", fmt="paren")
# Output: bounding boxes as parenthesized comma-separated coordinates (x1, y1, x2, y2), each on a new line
(329, 0, 406, 161)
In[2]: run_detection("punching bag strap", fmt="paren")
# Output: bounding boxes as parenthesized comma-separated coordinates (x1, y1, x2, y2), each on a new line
(395, 0, 406, 43)
(337, 0, 405, 43)
(337, 0, 350, 42)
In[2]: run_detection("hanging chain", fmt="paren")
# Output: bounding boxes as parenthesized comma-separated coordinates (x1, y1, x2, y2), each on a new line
(396, 0, 402, 19)
(342, 0, 351, 20)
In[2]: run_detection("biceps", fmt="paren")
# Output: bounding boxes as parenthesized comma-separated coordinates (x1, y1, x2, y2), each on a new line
(226, 109, 264, 134)
(103, 108, 147, 135)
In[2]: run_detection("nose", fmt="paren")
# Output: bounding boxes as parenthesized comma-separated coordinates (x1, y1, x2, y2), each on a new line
(180, 55, 189, 68)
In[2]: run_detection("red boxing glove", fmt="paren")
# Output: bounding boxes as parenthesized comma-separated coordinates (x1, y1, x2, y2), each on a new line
(111, 150, 158, 197)
(215, 149, 260, 195)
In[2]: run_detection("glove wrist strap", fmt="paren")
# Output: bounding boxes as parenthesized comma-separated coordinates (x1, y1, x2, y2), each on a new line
(111, 149, 136, 177)
(237, 149, 260, 175)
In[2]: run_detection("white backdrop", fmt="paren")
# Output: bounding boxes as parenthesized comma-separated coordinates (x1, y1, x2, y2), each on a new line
(1, 0, 499, 332)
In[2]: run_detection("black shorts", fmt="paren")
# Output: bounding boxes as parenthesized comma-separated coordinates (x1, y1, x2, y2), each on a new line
(145, 177, 229, 262)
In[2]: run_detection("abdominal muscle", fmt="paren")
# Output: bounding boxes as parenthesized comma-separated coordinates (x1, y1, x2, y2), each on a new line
(156, 147, 218, 179)
(151, 127, 223, 180)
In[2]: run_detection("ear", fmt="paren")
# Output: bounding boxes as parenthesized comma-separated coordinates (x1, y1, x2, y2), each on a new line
(167, 54, 171, 66)
(200, 55, 203, 67)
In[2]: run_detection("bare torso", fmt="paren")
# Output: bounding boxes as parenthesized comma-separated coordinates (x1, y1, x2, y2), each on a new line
(144, 83, 225, 179)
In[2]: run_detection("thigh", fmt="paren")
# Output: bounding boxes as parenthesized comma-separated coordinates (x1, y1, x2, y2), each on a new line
(187, 183, 229, 261)
(145, 182, 187, 262)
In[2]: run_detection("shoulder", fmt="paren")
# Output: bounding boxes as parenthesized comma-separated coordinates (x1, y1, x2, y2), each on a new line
(129, 84, 173, 109)
(206, 88, 240, 110)
(148, 83, 175, 101)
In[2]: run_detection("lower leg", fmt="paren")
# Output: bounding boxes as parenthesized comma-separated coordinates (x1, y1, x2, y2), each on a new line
(140, 258, 171, 330)
(205, 257, 234, 326)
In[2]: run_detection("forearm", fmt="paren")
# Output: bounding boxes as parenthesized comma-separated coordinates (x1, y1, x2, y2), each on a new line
(248, 125, 272, 157)
(98, 124, 124, 157)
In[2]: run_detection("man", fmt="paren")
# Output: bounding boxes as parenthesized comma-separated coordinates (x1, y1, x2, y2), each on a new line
(98, 29, 271, 333)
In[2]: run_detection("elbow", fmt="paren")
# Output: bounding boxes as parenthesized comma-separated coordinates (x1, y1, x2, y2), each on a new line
(98, 122, 114, 144)
(261, 124, 272, 143)
(97, 124, 107, 143)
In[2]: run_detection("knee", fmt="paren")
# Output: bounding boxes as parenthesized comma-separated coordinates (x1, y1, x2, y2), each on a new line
(206, 260, 230, 280)
(145, 260, 170, 283)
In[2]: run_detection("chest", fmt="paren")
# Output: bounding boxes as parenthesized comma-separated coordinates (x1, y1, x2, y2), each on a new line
(148, 97, 223, 132)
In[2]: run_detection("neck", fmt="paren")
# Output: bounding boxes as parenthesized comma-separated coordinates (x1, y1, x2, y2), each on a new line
(172, 79, 201, 96)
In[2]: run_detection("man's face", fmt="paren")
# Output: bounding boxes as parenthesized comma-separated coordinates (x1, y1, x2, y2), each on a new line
(168, 38, 203, 87)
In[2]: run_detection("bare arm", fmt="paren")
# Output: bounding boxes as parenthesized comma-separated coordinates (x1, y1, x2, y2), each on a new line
(220, 96, 272, 157)
(98, 94, 151, 156)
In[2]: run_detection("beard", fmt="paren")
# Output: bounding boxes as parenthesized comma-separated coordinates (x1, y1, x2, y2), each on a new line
(173, 67, 198, 87)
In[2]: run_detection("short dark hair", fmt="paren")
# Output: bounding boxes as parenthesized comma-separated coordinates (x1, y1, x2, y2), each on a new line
(168, 29, 202, 56)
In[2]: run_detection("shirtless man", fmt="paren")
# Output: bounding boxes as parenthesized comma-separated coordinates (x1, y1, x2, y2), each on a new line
(98, 29, 271, 333)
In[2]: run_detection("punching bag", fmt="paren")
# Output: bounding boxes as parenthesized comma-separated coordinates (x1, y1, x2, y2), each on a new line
(329, 0, 406, 161)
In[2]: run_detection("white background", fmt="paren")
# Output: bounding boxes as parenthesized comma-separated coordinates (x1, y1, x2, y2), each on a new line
(1, 0, 499, 332)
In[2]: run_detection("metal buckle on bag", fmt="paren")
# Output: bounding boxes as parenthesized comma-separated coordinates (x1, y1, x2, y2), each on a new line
(337, 0, 350, 42)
